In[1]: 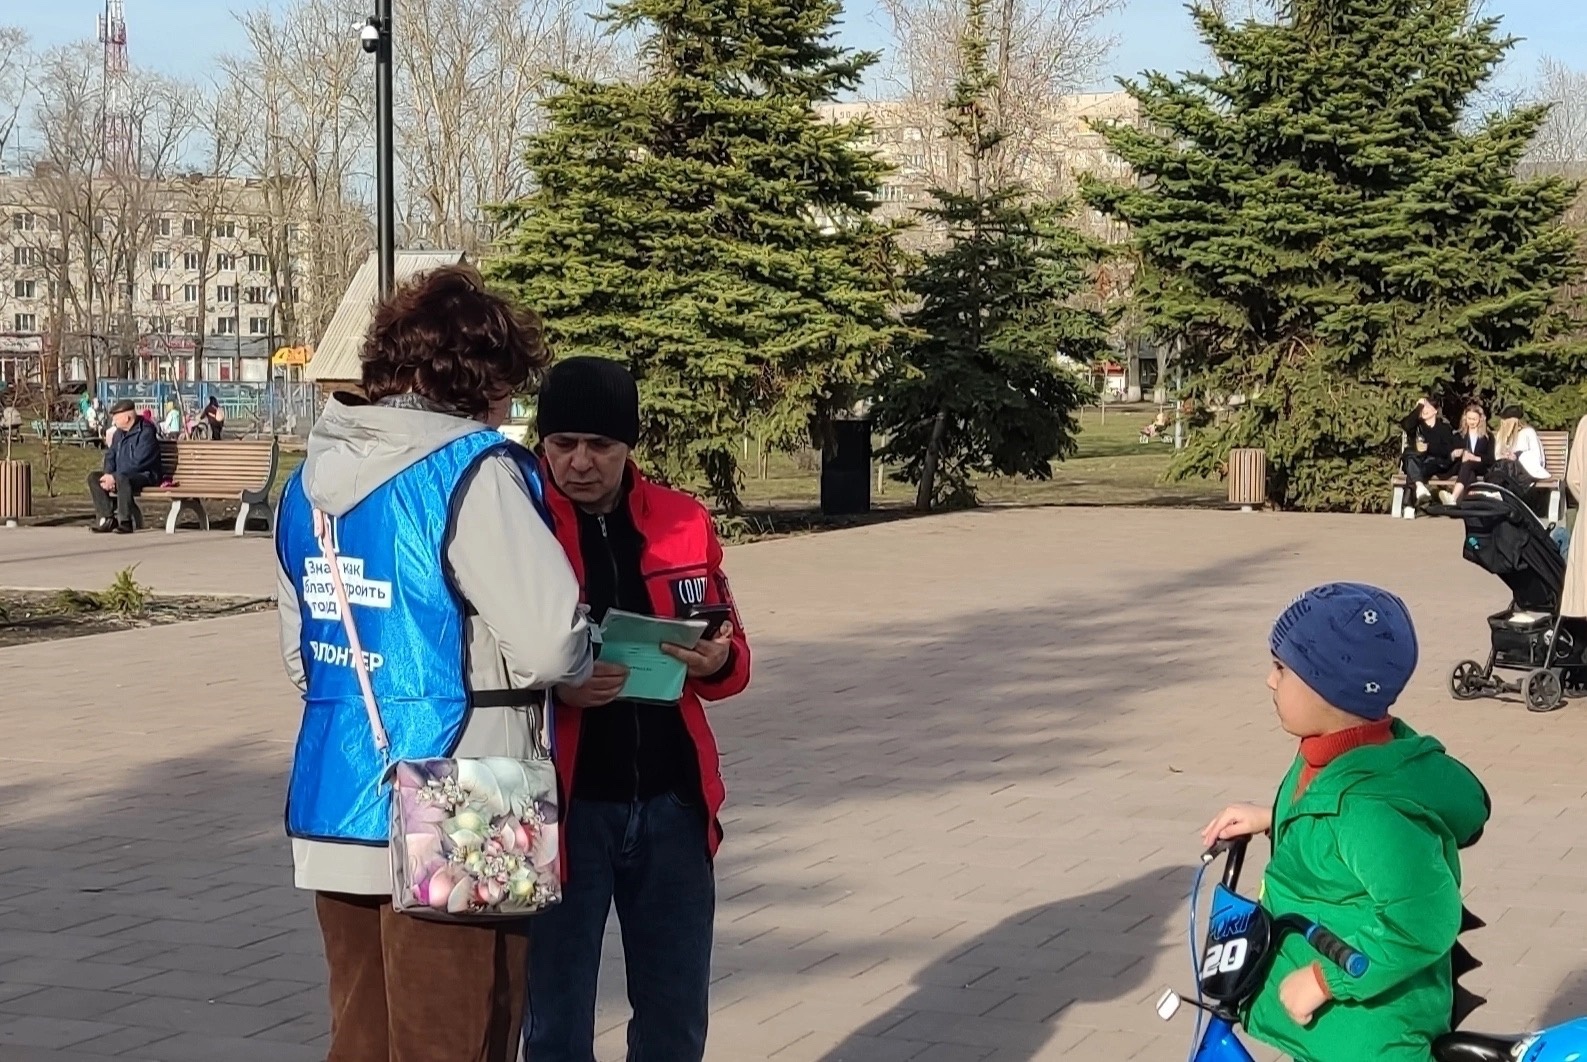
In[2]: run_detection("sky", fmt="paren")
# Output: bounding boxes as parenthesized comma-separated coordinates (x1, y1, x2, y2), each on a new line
(13, 0, 1587, 96)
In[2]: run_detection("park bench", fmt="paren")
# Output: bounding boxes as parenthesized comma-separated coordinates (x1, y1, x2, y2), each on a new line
(30, 420, 95, 446)
(139, 439, 280, 536)
(1390, 429, 1570, 523)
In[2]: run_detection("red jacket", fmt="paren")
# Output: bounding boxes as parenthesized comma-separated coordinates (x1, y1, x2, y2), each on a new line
(544, 465, 751, 856)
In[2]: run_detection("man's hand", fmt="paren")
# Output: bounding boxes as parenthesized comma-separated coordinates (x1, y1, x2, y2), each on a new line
(662, 623, 734, 679)
(1279, 965, 1330, 1026)
(1200, 802, 1273, 849)
(98, 473, 116, 492)
(1462, 451, 1482, 463)
(555, 661, 628, 709)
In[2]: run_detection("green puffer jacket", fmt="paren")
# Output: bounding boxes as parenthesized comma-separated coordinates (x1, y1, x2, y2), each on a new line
(1244, 721, 1490, 1062)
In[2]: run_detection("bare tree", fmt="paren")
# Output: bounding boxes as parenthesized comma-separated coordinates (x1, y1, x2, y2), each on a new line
(16, 44, 198, 381)
(0, 24, 31, 166)
(1528, 57, 1587, 165)
(875, 0, 1124, 194)
(228, 0, 374, 343)
(395, 0, 619, 252)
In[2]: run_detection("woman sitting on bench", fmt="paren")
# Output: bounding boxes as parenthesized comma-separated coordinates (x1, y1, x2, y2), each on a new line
(1444, 402, 1494, 505)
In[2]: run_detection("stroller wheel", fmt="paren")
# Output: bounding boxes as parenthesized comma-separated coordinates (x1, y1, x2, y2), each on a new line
(1449, 660, 1487, 701)
(1522, 668, 1565, 713)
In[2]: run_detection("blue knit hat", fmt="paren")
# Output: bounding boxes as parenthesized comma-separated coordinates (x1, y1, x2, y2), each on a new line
(1269, 583, 1419, 719)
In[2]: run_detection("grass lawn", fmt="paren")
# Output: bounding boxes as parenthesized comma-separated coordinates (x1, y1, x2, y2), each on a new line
(2, 439, 305, 522)
(3, 406, 1218, 528)
(726, 405, 1221, 514)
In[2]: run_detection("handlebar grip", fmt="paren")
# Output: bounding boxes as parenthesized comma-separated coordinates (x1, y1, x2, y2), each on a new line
(1307, 926, 1370, 978)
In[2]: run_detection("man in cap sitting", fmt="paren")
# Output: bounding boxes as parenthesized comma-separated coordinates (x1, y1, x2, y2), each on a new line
(88, 400, 162, 534)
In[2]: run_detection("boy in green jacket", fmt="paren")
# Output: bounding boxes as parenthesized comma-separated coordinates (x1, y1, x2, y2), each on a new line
(1203, 582, 1490, 1062)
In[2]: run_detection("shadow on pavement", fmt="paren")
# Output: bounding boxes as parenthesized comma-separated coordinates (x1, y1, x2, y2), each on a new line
(818, 866, 1188, 1061)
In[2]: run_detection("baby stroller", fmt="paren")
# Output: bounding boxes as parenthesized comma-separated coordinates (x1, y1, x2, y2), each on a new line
(1429, 482, 1587, 712)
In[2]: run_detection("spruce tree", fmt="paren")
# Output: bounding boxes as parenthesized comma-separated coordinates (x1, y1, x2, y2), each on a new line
(485, 0, 903, 512)
(1082, 0, 1585, 510)
(871, 0, 1109, 510)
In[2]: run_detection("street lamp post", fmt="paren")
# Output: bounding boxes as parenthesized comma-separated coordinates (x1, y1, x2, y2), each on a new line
(363, 2, 396, 298)
(266, 289, 279, 437)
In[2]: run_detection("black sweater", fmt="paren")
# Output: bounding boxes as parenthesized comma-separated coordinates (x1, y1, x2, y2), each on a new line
(571, 494, 701, 804)
(1400, 410, 1457, 459)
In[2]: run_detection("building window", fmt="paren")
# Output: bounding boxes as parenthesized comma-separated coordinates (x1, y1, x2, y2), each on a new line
(48, 279, 69, 300)
(289, 287, 300, 304)
(94, 216, 111, 235)
(215, 252, 236, 271)
(245, 286, 268, 304)
(183, 218, 200, 237)
(13, 280, 35, 299)
(13, 313, 37, 332)
(247, 252, 268, 272)
(151, 283, 171, 302)
(12, 213, 35, 232)
(155, 217, 171, 237)
(151, 250, 171, 270)
(213, 316, 238, 335)
(214, 220, 237, 239)
(183, 251, 202, 271)
(216, 285, 237, 304)
(182, 283, 200, 302)
(12, 246, 39, 267)
(46, 247, 65, 264)
(182, 315, 200, 334)
(248, 316, 271, 335)
(148, 316, 171, 334)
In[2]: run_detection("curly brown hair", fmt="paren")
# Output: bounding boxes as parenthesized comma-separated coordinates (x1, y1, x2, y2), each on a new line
(360, 264, 548, 418)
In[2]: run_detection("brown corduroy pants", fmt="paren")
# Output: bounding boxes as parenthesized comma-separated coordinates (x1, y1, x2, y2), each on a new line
(315, 892, 530, 1062)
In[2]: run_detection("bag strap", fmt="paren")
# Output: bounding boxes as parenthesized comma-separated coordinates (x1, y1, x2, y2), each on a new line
(314, 508, 390, 759)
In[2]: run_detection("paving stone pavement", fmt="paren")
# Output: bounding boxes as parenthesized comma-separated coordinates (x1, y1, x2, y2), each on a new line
(3, 508, 1587, 1061)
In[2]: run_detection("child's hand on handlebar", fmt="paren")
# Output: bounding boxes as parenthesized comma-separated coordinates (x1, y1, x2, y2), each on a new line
(1279, 965, 1330, 1026)
(1201, 803, 1273, 849)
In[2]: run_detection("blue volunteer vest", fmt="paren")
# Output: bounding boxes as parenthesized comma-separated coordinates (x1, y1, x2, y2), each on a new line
(276, 430, 552, 844)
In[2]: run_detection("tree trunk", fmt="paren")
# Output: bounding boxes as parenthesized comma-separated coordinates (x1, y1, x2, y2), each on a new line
(916, 411, 948, 511)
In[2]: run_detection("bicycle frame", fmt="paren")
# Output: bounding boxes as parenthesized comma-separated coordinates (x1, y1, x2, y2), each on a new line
(1192, 1016, 1256, 1062)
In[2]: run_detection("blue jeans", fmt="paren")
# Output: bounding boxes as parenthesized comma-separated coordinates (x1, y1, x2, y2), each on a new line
(525, 793, 715, 1062)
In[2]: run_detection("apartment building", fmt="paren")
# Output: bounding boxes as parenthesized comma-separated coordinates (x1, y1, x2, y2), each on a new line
(0, 170, 309, 387)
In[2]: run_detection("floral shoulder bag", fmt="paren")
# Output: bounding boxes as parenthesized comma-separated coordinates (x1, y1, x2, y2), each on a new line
(314, 509, 562, 920)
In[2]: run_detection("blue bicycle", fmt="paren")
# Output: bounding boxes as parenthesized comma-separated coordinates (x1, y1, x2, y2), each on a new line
(1156, 837, 1587, 1061)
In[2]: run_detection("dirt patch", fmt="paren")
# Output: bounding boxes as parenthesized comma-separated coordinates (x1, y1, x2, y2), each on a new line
(0, 588, 273, 648)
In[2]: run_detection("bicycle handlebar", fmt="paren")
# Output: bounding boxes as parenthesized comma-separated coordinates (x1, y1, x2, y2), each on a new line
(1298, 922, 1370, 978)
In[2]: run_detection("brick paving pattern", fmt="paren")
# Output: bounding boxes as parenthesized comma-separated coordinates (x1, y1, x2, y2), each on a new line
(2, 509, 1586, 1060)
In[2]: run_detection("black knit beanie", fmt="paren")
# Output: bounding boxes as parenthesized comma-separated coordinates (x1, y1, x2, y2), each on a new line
(536, 356, 640, 447)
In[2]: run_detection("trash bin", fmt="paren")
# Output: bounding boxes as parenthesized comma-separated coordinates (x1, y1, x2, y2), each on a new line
(1228, 448, 1267, 511)
(0, 460, 32, 525)
(821, 419, 871, 516)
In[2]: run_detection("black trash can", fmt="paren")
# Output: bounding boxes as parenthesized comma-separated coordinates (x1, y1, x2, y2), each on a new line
(821, 418, 872, 516)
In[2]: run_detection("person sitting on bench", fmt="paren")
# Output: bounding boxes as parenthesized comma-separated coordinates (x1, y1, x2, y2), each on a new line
(1399, 397, 1457, 515)
(88, 400, 162, 534)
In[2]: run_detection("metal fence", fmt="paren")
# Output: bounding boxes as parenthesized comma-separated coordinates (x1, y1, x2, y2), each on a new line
(97, 380, 321, 438)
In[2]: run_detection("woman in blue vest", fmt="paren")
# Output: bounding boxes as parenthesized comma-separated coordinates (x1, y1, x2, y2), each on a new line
(274, 265, 594, 1061)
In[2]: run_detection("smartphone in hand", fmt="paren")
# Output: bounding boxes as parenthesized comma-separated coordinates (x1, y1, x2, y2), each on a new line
(688, 603, 733, 640)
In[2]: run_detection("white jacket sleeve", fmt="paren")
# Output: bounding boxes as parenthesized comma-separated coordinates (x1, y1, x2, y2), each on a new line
(1519, 427, 1549, 480)
(447, 454, 594, 690)
(277, 557, 306, 691)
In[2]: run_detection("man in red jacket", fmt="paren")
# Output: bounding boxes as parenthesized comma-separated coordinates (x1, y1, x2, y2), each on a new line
(526, 357, 751, 1062)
